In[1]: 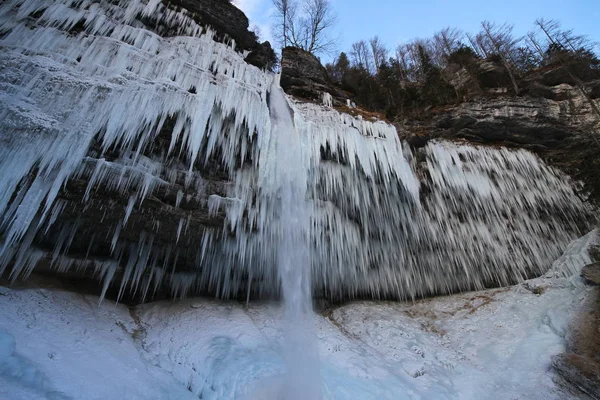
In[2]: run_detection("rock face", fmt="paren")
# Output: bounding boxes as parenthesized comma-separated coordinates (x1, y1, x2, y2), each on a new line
(553, 354, 600, 399)
(169, 0, 257, 50)
(244, 41, 278, 71)
(399, 79, 600, 206)
(411, 94, 585, 149)
(280, 47, 348, 104)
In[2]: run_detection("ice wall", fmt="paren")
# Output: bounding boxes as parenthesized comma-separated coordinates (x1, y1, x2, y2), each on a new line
(0, 0, 594, 301)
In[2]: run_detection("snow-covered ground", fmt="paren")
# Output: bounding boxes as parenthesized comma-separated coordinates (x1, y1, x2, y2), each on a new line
(0, 230, 597, 400)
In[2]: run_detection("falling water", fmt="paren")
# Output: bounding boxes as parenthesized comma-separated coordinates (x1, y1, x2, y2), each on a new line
(266, 76, 322, 399)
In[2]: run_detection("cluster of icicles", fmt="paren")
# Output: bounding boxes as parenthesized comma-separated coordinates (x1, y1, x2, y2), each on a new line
(0, 0, 593, 301)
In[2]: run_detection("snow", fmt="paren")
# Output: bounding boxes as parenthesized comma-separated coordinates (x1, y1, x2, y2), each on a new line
(0, 230, 597, 399)
(0, 283, 199, 400)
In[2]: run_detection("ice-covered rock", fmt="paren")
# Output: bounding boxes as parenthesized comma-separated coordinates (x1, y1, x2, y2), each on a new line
(0, 0, 595, 302)
(322, 92, 333, 108)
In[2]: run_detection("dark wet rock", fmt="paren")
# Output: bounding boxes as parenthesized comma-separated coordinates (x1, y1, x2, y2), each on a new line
(553, 354, 600, 400)
(245, 41, 277, 71)
(581, 263, 600, 285)
(405, 134, 431, 149)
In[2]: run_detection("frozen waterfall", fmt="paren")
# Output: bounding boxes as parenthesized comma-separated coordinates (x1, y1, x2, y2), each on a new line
(0, 0, 595, 302)
(265, 76, 322, 399)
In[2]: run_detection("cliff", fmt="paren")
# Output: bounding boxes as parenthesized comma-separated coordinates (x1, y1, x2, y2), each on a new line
(399, 75, 600, 206)
(0, 0, 595, 305)
(280, 47, 600, 206)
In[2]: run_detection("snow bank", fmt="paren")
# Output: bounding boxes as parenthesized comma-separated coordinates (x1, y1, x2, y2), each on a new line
(0, 284, 199, 400)
(0, 229, 597, 400)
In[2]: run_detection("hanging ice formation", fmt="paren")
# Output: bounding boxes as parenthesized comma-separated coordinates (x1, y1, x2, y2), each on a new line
(0, 0, 595, 301)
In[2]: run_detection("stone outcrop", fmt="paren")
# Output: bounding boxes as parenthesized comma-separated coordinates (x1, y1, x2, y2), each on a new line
(244, 41, 278, 71)
(280, 47, 350, 104)
(403, 86, 596, 148)
(447, 58, 513, 98)
(582, 263, 600, 285)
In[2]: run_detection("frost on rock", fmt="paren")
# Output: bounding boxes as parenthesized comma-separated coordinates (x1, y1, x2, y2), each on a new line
(0, 0, 271, 299)
(0, 0, 595, 301)
(322, 92, 332, 108)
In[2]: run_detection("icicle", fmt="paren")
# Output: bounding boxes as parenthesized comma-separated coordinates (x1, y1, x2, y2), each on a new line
(98, 261, 118, 303)
(176, 218, 184, 244)
(123, 196, 136, 227)
(110, 224, 122, 254)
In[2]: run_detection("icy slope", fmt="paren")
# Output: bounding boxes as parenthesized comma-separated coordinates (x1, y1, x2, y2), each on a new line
(1, 230, 597, 400)
(0, 284, 199, 400)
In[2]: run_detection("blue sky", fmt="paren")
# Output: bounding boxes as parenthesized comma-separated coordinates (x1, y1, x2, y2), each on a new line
(234, 0, 599, 62)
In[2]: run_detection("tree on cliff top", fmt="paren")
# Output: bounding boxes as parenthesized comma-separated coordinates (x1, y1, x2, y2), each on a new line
(272, 0, 337, 55)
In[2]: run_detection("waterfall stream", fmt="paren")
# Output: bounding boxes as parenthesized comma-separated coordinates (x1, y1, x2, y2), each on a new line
(266, 75, 321, 399)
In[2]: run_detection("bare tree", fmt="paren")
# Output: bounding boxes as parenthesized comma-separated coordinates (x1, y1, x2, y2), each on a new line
(369, 36, 388, 73)
(350, 40, 374, 73)
(395, 40, 432, 82)
(301, 0, 336, 54)
(480, 21, 520, 94)
(271, 0, 336, 55)
(395, 44, 410, 80)
(272, 0, 298, 48)
(250, 24, 262, 42)
(466, 32, 488, 58)
(406, 39, 435, 81)
(525, 31, 546, 62)
(432, 27, 463, 66)
(535, 19, 597, 55)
